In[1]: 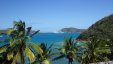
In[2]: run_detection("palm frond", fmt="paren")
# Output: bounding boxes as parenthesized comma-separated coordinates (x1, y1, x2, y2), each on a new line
(30, 42, 43, 55)
(0, 44, 9, 53)
(26, 27, 32, 36)
(25, 46, 36, 63)
(0, 38, 10, 43)
(30, 30, 40, 37)
(46, 43, 54, 53)
(7, 51, 13, 61)
(53, 55, 65, 61)
(12, 52, 20, 64)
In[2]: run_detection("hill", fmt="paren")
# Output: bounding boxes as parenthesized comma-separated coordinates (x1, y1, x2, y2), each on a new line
(77, 14, 113, 40)
(0, 29, 36, 34)
(0, 30, 7, 34)
(59, 27, 86, 33)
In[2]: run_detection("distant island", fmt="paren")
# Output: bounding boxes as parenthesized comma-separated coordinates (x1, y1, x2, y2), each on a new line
(0, 29, 36, 34)
(59, 27, 86, 33)
(0, 30, 7, 34)
(0, 28, 86, 34)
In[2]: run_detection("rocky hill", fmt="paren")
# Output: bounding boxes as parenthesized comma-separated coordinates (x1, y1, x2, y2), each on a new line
(60, 27, 86, 33)
(77, 14, 113, 40)
(0, 30, 7, 34)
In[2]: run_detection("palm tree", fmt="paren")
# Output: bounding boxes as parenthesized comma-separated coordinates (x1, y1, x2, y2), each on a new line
(31, 43, 53, 64)
(53, 37, 80, 64)
(0, 21, 40, 64)
(79, 37, 110, 64)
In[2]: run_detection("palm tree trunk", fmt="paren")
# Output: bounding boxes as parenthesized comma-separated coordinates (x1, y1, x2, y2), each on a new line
(20, 51, 24, 64)
(19, 42, 25, 64)
(68, 58, 73, 64)
(19, 39, 26, 64)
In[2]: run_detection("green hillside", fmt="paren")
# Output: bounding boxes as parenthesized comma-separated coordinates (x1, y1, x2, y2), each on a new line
(77, 14, 113, 40)
(60, 27, 86, 33)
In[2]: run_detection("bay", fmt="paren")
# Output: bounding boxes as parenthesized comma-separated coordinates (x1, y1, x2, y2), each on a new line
(31, 33, 80, 64)
(0, 33, 80, 64)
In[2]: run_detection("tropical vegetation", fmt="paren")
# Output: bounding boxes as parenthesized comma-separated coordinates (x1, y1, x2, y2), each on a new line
(0, 15, 113, 64)
(53, 38, 81, 64)
(32, 43, 53, 64)
(77, 14, 113, 41)
(0, 21, 40, 64)
(79, 37, 110, 64)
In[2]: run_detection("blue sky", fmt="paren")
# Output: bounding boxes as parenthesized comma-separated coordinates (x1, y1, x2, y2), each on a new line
(0, 0, 113, 32)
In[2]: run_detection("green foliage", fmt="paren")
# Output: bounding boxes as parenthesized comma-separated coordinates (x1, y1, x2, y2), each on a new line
(30, 42, 43, 55)
(32, 43, 53, 64)
(1, 18, 113, 64)
(77, 14, 113, 63)
(0, 21, 39, 64)
(53, 37, 81, 64)
(79, 37, 110, 64)
(78, 14, 113, 41)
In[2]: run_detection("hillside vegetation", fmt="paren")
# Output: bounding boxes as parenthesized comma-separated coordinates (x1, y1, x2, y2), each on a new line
(60, 27, 86, 33)
(77, 14, 113, 40)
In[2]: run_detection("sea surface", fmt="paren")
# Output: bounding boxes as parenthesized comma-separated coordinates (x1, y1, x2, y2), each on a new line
(0, 33, 80, 64)
(31, 33, 80, 43)
(31, 33, 80, 64)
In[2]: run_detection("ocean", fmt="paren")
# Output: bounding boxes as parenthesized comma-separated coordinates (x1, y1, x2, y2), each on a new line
(31, 33, 80, 64)
(0, 33, 80, 64)
(31, 33, 80, 44)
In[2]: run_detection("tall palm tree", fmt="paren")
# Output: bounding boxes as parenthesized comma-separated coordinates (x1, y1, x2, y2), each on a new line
(31, 43, 53, 64)
(53, 37, 80, 64)
(0, 21, 40, 64)
(79, 37, 110, 64)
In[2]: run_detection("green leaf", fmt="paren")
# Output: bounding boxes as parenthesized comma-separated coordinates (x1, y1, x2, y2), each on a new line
(12, 52, 19, 64)
(25, 36, 31, 40)
(51, 52, 61, 55)
(7, 28, 14, 35)
(0, 44, 9, 53)
(53, 55, 65, 61)
(0, 38, 10, 43)
(30, 42, 43, 55)
(46, 43, 54, 53)
(7, 51, 13, 60)
(30, 30, 40, 37)
(41, 59, 50, 64)
(26, 27, 32, 36)
(25, 46, 36, 63)
(61, 48, 65, 53)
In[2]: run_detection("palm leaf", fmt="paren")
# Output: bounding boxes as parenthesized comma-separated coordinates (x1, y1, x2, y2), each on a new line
(0, 44, 9, 53)
(7, 28, 14, 35)
(0, 38, 10, 43)
(46, 43, 54, 53)
(26, 27, 32, 36)
(25, 46, 36, 63)
(30, 42, 43, 55)
(12, 52, 20, 64)
(51, 52, 61, 55)
(7, 51, 14, 60)
(53, 55, 65, 61)
(30, 30, 40, 37)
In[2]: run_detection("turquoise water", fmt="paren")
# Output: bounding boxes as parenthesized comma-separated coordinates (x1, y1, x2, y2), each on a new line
(31, 33, 80, 64)
(31, 33, 80, 43)
(0, 33, 80, 64)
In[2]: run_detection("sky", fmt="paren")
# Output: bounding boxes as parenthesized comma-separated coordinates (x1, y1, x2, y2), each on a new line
(0, 0, 113, 32)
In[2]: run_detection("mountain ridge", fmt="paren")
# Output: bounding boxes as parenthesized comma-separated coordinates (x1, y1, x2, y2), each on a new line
(77, 14, 113, 40)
